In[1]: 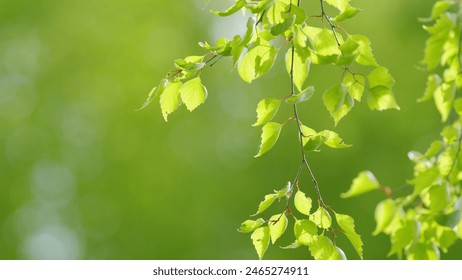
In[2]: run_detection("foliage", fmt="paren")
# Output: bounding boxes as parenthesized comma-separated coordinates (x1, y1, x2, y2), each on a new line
(141, 0, 400, 260)
(342, 0, 462, 259)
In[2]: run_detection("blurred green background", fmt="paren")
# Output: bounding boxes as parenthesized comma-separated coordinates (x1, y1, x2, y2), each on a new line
(1, 0, 461, 259)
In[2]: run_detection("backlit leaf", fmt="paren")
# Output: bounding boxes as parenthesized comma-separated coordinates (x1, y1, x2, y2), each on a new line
(325, 0, 351, 11)
(343, 72, 365, 101)
(368, 86, 400, 111)
(253, 98, 281, 127)
(431, 1, 455, 20)
(328, 246, 347, 260)
(373, 199, 396, 236)
(285, 49, 311, 91)
(285, 86, 315, 104)
(255, 122, 283, 157)
(407, 243, 439, 260)
(418, 74, 442, 103)
(280, 240, 302, 249)
(311, 207, 332, 229)
(238, 43, 278, 83)
(350, 35, 378, 66)
(269, 214, 288, 244)
(333, 5, 360, 22)
(294, 190, 312, 216)
(389, 220, 418, 257)
(180, 77, 208, 111)
(322, 84, 354, 125)
(335, 212, 363, 259)
(414, 166, 439, 194)
(251, 226, 271, 260)
(294, 219, 318, 245)
(159, 81, 182, 121)
(368, 67, 394, 89)
(211, 0, 246, 16)
(308, 235, 335, 260)
(429, 184, 450, 213)
(138, 78, 168, 111)
(341, 171, 379, 198)
(318, 130, 351, 148)
(238, 218, 266, 233)
(253, 194, 278, 216)
(434, 82, 455, 122)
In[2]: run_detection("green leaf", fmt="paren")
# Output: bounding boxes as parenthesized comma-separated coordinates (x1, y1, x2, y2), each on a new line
(211, 0, 246, 16)
(425, 140, 443, 158)
(253, 194, 278, 216)
(454, 98, 462, 115)
(407, 243, 439, 260)
(314, 28, 341, 64)
(368, 67, 394, 89)
(291, 5, 307, 24)
(255, 122, 283, 157)
(422, 14, 454, 70)
(414, 166, 439, 194)
(318, 130, 351, 148)
(179, 77, 208, 112)
(138, 78, 168, 111)
(389, 220, 418, 257)
(238, 43, 278, 83)
(343, 72, 365, 101)
(441, 125, 459, 144)
(456, 218, 462, 239)
(429, 184, 450, 213)
(335, 212, 363, 259)
(285, 86, 315, 104)
(373, 199, 396, 236)
(269, 214, 288, 244)
(311, 207, 332, 229)
(308, 235, 335, 260)
(251, 226, 271, 260)
(325, 0, 351, 11)
(322, 84, 354, 125)
(253, 98, 281, 127)
(337, 37, 360, 65)
(294, 191, 312, 216)
(174, 56, 205, 71)
(238, 218, 266, 233)
(245, 0, 273, 13)
(280, 240, 302, 249)
(274, 181, 292, 199)
(285, 49, 311, 91)
(368, 86, 400, 111)
(418, 74, 442, 103)
(294, 219, 318, 245)
(350, 35, 378, 66)
(328, 246, 347, 260)
(437, 148, 456, 176)
(341, 171, 380, 198)
(434, 82, 455, 122)
(271, 14, 296, 36)
(159, 81, 182, 121)
(333, 5, 360, 22)
(431, 1, 455, 20)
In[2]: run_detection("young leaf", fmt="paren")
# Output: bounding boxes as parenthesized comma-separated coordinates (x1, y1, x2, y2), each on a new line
(341, 171, 380, 198)
(418, 74, 442, 103)
(373, 199, 396, 236)
(314, 28, 341, 64)
(406, 243, 439, 260)
(271, 14, 296, 36)
(255, 122, 283, 157)
(413, 166, 439, 194)
(285, 86, 315, 104)
(253, 98, 281, 127)
(308, 235, 335, 260)
(238, 43, 278, 83)
(253, 194, 278, 216)
(325, 0, 351, 11)
(238, 218, 266, 233)
(322, 84, 354, 125)
(285, 49, 311, 91)
(179, 77, 208, 111)
(389, 220, 418, 257)
(422, 14, 453, 70)
(335, 212, 363, 259)
(431, 1, 455, 20)
(269, 214, 288, 244)
(318, 130, 351, 148)
(333, 5, 360, 22)
(138, 78, 168, 111)
(424, 140, 443, 158)
(434, 82, 455, 122)
(159, 81, 182, 121)
(280, 240, 302, 249)
(368, 67, 395, 89)
(329, 246, 347, 260)
(368, 86, 400, 111)
(343, 72, 364, 101)
(274, 181, 292, 199)
(211, 0, 246, 17)
(294, 190, 312, 216)
(294, 219, 318, 245)
(311, 207, 332, 229)
(350, 35, 378, 66)
(429, 184, 450, 213)
(437, 148, 456, 176)
(251, 226, 271, 260)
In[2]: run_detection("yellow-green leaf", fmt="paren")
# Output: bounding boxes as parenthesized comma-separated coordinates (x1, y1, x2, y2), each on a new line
(269, 214, 288, 244)
(322, 84, 354, 125)
(294, 190, 312, 216)
(159, 81, 182, 121)
(251, 226, 271, 260)
(335, 212, 363, 259)
(308, 235, 335, 260)
(368, 86, 400, 111)
(341, 171, 380, 198)
(238, 218, 265, 233)
(311, 207, 332, 229)
(180, 77, 208, 111)
(255, 122, 283, 157)
(253, 194, 278, 216)
(253, 98, 281, 127)
(285, 49, 311, 91)
(373, 199, 396, 236)
(294, 219, 318, 245)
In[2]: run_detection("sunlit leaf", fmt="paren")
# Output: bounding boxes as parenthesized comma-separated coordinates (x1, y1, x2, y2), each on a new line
(322, 84, 354, 125)
(253, 194, 278, 216)
(255, 122, 283, 157)
(414, 166, 439, 194)
(285, 86, 315, 104)
(294, 190, 312, 216)
(211, 0, 246, 16)
(341, 171, 380, 198)
(368, 86, 400, 111)
(311, 207, 332, 229)
(238, 43, 278, 83)
(238, 218, 266, 233)
(271, 14, 296, 36)
(350, 34, 378, 66)
(285, 49, 311, 91)
(253, 98, 281, 127)
(251, 226, 271, 259)
(325, 0, 351, 11)
(328, 246, 347, 260)
(419, 74, 442, 103)
(373, 199, 396, 236)
(159, 81, 182, 121)
(368, 67, 394, 89)
(343, 72, 365, 101)
(431, 1, 456, 20)
(269, 214, 288, 244)
(335, 213, 363, 259)
(294, 219, 318, 245)
(389, 220, 418, 257)
(308, 235, 335, 260)
(179, 77, 208, 111)
(422, 14, 454, 70)
(318, 130, 351, 148)
(333, 5, 360, 22)
(280, 240, 302, 249)
(429, 184, 450, 213)
(424, 140, 443, 158)
(434, 82, 455, 122)
(407, 243, 439, 260)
